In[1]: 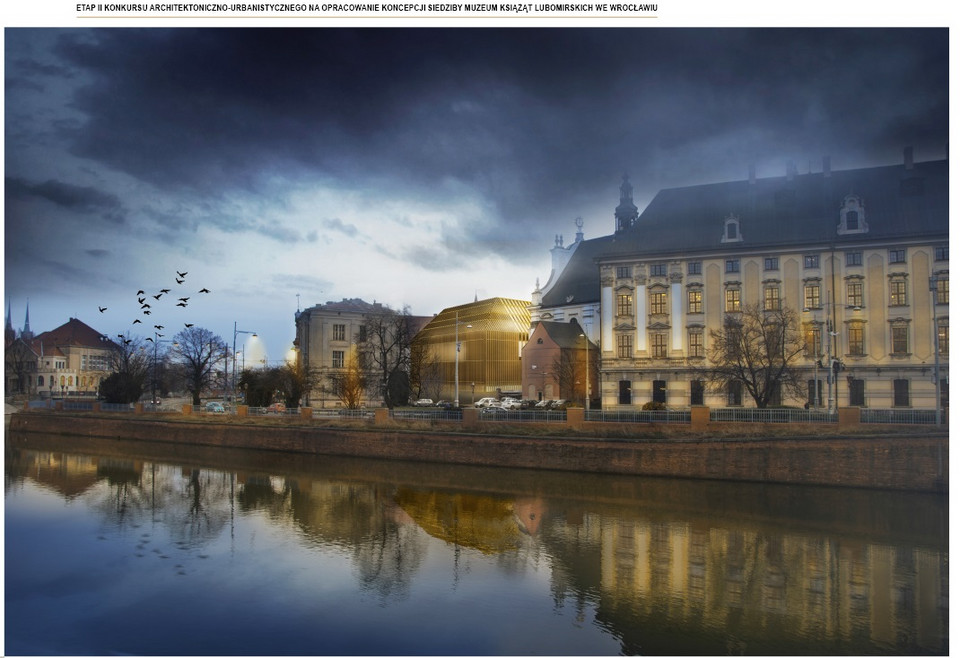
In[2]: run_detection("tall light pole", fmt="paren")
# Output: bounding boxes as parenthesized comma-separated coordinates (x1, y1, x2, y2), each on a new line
(233, 321, 257, 402)
(579, 332, 590, 410)
(150, 333, 177, 404)
(929, 274, 943, 425)
(804, 291, 850, 414)
(453, 311, 472, 408)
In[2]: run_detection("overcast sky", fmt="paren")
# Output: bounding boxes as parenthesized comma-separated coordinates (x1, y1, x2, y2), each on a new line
(4, 26, 950, 363)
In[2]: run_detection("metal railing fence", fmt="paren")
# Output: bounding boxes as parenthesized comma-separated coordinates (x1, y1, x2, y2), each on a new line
(478, 409, 567, 423)
(860, 408, 941, 425)
(391, 409, 463, 422)
(710, 407, 837, 424)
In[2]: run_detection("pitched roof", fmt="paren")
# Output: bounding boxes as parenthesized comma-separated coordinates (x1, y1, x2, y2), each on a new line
(534, 320, 591, 350)
(540, 157, 949, 307)
(35, 317, 114, 350)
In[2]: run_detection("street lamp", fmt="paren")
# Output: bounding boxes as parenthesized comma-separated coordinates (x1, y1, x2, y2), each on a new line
(453, 311, 472, 408)
(929, 274, 943, 425)
(579, 332, 591, 410)
(233, 321, 257, 402)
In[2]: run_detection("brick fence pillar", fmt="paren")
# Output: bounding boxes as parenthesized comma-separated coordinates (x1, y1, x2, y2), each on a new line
(374, 408, 389, 425)
(182, 404, 193, 415)
(134, 403, 144, 414)
(300, 406, 313, 420)
(566, 407, 584, 429)
(838, 406, 860, 428)
(690, 406, 710, 430)
(55, 401, 63, 411)
(92, 402, 101, 412)
(462, 407, 479, 428)
(237, 405, 248, 417)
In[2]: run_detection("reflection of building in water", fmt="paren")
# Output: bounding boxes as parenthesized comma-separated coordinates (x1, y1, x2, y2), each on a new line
(597, 518, 947, 652)
(9, 450, 102, 499)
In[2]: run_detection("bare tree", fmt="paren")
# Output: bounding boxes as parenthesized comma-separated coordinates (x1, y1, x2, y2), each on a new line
(409, 341, 443, 402)
(5, 338, 37, 395)
(329, 349, 366, 409)
(703, 303, 806, 408)
(357, 306, 415, 408)
(172, 326, 228, 405)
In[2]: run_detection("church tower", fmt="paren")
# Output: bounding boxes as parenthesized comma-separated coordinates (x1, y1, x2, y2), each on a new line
(614, 173, 639, 233)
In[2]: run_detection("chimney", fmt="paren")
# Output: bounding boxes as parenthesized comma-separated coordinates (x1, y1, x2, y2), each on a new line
(904, 146, 914, 170)
(822, 156, 831, 178)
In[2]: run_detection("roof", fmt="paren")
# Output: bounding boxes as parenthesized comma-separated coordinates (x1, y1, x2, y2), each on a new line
(35, 318, 114, 350)
(534, 320, 591, 350)
(540, 157, 949, 307)
(413, 297, 531, 341)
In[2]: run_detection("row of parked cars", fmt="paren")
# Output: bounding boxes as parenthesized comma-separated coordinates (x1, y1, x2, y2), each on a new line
(410, 398, 570, 410)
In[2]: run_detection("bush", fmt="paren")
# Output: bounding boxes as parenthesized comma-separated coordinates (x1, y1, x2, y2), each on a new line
(99, 372, 143, 404)
(642, 401, 666, 411)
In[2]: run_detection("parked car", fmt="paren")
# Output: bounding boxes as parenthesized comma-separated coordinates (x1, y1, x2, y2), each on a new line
(413, 398, 434, 407)
(266, 402, 286, 414)
(435, 400, 454, 409)
(500, 398, 523, 410)
(205, 401, 225, 413)
(534, 399, 553, 409)
(475, 397, 499, 408)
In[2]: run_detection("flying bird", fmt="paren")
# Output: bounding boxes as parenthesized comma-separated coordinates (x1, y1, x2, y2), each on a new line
(176, 278, 184, 285)
(153, 294, 162, 300)
(184, 323, 194, 328)
(143, 310, 152, 315)
(154, 325, 164, 330)
(137, 298, 145, 305)
(136, 290, 144, 296)
(133, 319, 142, 324)
(199, 288, 210, 293)
(98, 306, 107, 313)
(141, 303, 151, 309)
(145, 337, 154, 343)
(160, 288, 171, 294)
(179, 297, 189, 302)
(177, 302, 187, 308)
(177, 271, 188, 278)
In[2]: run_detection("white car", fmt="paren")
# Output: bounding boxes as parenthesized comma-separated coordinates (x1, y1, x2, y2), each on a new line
(413, 399, 434, 407)
(474, 397, 499, 408)
(500, 398, 523, 410)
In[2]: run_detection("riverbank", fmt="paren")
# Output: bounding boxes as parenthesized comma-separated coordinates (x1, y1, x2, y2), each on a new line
(7, 410, 948, 493)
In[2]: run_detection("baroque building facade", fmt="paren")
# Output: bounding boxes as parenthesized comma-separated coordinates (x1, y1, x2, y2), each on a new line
(530, 149, 948, 410)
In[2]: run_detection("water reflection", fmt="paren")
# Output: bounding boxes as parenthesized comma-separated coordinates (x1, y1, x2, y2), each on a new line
(5, 431, 948, 655)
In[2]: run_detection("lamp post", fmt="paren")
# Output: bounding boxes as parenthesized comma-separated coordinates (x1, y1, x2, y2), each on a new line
(453, 311, 472, 408)
(233, 321, 257, 402)
(804, 292, 852, 414)
(579, 332, 590, 410)
(150, 333, 177, 404)
(929, 274, 943, 425)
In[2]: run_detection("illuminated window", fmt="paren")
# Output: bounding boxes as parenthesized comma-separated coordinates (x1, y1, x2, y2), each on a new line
(650, 291, 667, 315)
(805, 325, 822, 357)
(688, 331, 704, 357)
(891, 325, 909, 355)
(804, 284, 821, 309)
(938, 323, 949, 355)
(848, 324, 864, 356)
(617, 294, 633, 317)
(687, 289, 702, 314)
(936, 278, 948, 305)
(616, 334, 632, 358)
(725, 288, 741, 312)
(763, 286, 781, 311)
(889, 280, 907, 306)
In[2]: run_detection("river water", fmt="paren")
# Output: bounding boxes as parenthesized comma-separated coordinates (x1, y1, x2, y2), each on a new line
(4, 430, 948, 655)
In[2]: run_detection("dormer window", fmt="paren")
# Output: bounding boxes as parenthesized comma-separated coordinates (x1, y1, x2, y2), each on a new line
(837, 195, 869, 235)
(721, 214, 742, 243)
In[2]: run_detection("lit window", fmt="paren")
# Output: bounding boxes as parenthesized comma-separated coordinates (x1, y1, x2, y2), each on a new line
(650, 291, 667, 315)
(805, 325, 822, 357)
(938, 323, 948, 355)
(804, 284, 821, 309)
(936, 278, 948, 305)
(651, 333, 667, 358)
(617, 294, 633, 317)
(725, 288, 741, 312)
(889, 280, 907, 306)
(763, 287, 781, 311)
(848, 325, 864, 356)
(616, 334, 632, 358)
(688, 331, 704, 357)
(891, 325, 909, 355)
(687, 289, 702, 314)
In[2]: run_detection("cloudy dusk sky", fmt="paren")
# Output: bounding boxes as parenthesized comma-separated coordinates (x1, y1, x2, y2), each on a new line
(3, 13, 951, 363)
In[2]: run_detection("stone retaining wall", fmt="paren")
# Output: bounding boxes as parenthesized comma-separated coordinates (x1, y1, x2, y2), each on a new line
(7, 412, 948, 493)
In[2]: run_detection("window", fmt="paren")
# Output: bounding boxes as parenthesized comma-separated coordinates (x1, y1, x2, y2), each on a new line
(727, 381, 743, 406)
(357, 326, 367, 342)
(725, 288, 741, 312)
(808, 380, 823, 407)
(889, 280, 907, 306)
(688, 261, 702, 275)
(650, 291, 667, 315)
(804, 284, 821, 309)
(848, 324, 864, 356)
(650, 263, 667, 277)
(725, 259, 740, 273)
(938, 323, 948, 355)
(688, 289, 702, 314)
(616, 266, 631, 279)
(764, 257, 779, 271)
(652, 379, 667, 403)
(845, 210, 859, 231)
(618, 380, 632, 405)
(889, 249, 906, 264)
(617, 294, 633, 317)
(804, 254, 820, 268)
(936, 278, 948, 305)
(690, 380, 704, 405)
(891, 325, 909, 355)
(847, 281, 863, 308)
(332, 350, 345, 368)
(849, 379, 865, 407)
(846, 251, 862, 266)
(805, 325, 822, 357)
(616, 334, 632, 358)
(763, 286, 781, 311)
(689, 331, 704, 357)
(333, 324, 346, 341)
(893, 379, 910, 407)
(651, 333, 667, 358)
(935, 246, 949, 261)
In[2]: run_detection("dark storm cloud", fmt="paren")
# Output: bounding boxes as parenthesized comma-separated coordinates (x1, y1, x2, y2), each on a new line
(27, 27, 949, 259)
(6, 176, 125, 224)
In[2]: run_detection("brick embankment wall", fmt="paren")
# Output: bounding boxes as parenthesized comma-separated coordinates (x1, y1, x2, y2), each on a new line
(7, 412, 948, 493)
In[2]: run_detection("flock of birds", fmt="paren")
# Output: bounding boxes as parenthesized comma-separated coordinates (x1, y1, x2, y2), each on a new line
(98, 270, 211, 346)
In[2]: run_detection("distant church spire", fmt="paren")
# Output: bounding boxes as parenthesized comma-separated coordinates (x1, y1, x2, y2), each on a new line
(5, 299, 13, 343)
(21, 301, 33, 340)
(614, 173, 639, 233)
